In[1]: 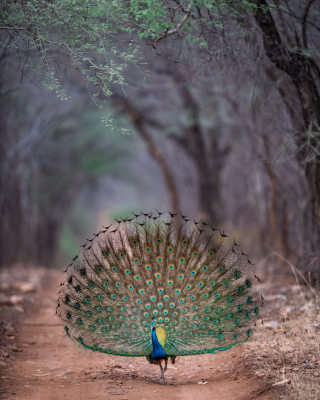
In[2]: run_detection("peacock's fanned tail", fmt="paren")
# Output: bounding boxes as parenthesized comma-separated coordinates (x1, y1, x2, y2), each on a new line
(57, 214, 260, 357)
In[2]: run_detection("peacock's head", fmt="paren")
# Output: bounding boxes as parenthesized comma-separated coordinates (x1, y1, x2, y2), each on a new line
(151, 317, 156, 330)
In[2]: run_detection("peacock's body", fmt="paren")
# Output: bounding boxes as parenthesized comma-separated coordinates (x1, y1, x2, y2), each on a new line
(57, 212, 260, 384)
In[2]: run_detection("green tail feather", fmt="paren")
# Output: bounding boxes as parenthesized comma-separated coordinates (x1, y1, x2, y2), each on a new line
(58, 214, 260, 357)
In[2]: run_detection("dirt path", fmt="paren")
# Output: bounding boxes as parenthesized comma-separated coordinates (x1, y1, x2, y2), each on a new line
(0, 269, 281, 400)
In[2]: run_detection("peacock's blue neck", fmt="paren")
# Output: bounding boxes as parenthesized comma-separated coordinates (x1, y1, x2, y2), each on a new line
(151, 328, 166, 360)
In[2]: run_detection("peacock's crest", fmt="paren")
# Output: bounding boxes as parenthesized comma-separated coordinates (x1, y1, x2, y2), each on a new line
(57, 212, 261, 358)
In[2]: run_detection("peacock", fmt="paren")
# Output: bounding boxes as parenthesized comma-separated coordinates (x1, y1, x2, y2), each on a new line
(57, 212, 261, 384)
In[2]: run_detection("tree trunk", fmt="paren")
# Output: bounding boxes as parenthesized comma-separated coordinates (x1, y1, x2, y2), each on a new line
(255, 0, 320, 244)
(111, 94, 179, 213)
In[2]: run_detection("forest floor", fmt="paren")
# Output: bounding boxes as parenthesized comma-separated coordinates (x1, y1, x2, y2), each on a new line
(0, 264, 319, 400)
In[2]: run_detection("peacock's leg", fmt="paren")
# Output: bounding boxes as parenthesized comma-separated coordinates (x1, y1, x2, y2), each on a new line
(163, 358, 168, 374)
(158, 361, 166, 385)
(161, 358, 168, 385)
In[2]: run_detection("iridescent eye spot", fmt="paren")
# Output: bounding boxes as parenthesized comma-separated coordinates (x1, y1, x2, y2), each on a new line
(215, 308, 220, 313)
(179, 258, 185, 263)
(213, 319, 218, 324)
(99, 295, 103, 300)
(125, 270, 130, 275)
(134, 258, 139, 264)
(215, 293, 220, 298)
(191, 271, 196, 276)
(135, 276, 140, 281)
(111, 294, 116, 299)
(227, 297, 232, 302)
(76, 285, 81, 292)
(226, 314, 231, 319)
(173, 312, 177, 317)
(203, 293, 208, 298)
(133, 240, 138, 245)
(104, 282, 109, 287)
(164, 295, 169, 301)
(209, 251, 214, 257)
(86, 297, 90, 303)
(193, 252, 198, 257)
(90, 283, 94, 288)
(157, 257, 163, 263)
(97, 267, 101, 272)
(193, 306, 197, 310)
(104, 250, 109, 256)
(151, 296, 156, 301)
(122, 307, 126, 311)
(186, 285, 191, 290)
(178, 275, 184, 279)
(179, 299, 184, 303)
(254, 307, 259, 314)
(116, 282, 121, 287)
(67, 312, 71, 319)
(182, 240, 188, 245)
(120, 253, 125, 258)
(129, 285, 133, 290)
(145, 247, 151, 252)
(155, 273, 161, 278)
(112, 267, 117, 272)
(191, 296, 195, 300)
(234, 334, 238, 339)
(203, 265, 207, 271)
(145, 265, 151, 270)
(167, 247, 173, 253)
(76, 302, 80, 308)
(198, 282, 203, 287)
(210, 281, 216, 286)
(225, 281, 229, 286)
(235, 318, 238, 323)
(157, 239, 162, 244)
(168, 264, 174, 270)
(123, 296, 128, 301)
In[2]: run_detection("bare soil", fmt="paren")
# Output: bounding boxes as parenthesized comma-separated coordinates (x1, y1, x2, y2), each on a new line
(0, 267, 282, 400)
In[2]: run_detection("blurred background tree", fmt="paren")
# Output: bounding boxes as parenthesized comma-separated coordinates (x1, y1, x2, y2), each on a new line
(1, 0, 319, 281)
